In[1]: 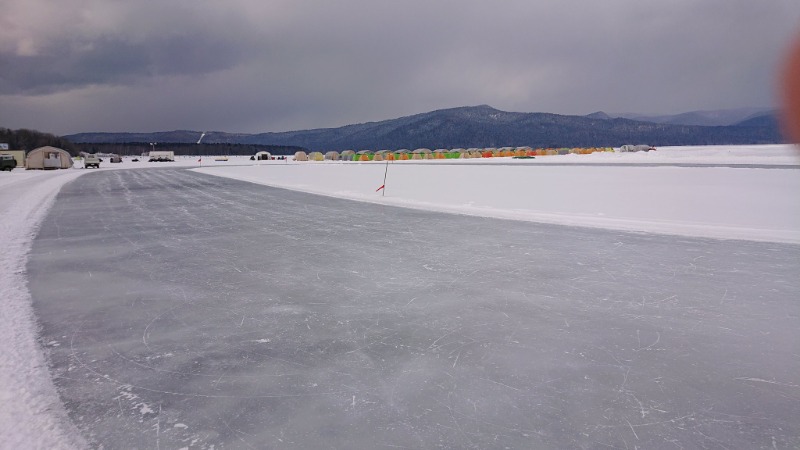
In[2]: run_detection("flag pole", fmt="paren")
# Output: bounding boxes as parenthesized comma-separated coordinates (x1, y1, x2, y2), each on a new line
(382, 159, 388, 197)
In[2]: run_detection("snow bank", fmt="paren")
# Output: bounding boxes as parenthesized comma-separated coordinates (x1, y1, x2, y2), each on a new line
(0, 170, 88, 449)
(195, 145, 800, 244)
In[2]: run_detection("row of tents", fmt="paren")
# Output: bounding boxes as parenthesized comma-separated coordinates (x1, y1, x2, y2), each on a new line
(4, 147, 126, 170)
(9, 145, 655, 169)
(293, 147, 619, 161)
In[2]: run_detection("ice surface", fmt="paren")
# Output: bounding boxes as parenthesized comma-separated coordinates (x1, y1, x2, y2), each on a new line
(26, 169, 800, 448)
(2, 145, 799, 447)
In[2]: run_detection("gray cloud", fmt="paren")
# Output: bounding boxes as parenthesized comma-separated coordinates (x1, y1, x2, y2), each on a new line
(1, 0, 798, 134)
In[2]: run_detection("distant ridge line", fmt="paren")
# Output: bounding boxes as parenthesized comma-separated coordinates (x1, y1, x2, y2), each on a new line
(65, 105, 783, 151)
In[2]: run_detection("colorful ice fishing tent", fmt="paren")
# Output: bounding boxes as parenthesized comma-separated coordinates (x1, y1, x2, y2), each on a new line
(515, 146, 534, 157)
(25, 146, 74, 170)
(308, 151, 324, 161)
(254, 151, 272, 160)
(394, 149, 410, 160)
(412, 148, 432, 160)
(374, 150, 393, 161)
(356, 150, 374, 161)
(324, 151, 340, 161)
(294, 151, 308, 161)
(433, 149, 449, 159)
(340, 150, 356, 161)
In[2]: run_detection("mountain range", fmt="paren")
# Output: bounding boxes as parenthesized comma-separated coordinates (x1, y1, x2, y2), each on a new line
(598, 107, 775, 127)
(66, 105, 783, 151)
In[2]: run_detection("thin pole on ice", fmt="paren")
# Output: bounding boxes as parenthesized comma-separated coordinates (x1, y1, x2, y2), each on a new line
(382, 159, 388, 197)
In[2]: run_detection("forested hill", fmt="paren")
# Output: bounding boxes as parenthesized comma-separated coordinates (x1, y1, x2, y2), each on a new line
(0, 128, 304, 156)
(65, 106, 784, 151)
(72, 142, 305, 157)
(1, 127, 78, 153)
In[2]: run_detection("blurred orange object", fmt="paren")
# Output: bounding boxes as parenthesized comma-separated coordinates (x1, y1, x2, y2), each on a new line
(781, 31, 800, 143)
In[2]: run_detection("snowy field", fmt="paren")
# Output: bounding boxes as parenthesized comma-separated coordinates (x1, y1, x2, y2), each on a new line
(193, 145, 800, 244)
(0, 144, 799, 447)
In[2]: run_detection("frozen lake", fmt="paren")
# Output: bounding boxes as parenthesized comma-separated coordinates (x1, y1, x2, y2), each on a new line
(28, 169, 800, 448)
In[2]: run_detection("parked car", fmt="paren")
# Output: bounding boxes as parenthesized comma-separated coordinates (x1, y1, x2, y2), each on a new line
(0, 154, 17, 171)
(84, 154, 101, 169)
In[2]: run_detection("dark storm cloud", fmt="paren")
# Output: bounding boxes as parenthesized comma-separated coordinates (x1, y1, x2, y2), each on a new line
(1, 0, 799, 134)
(0, 33, 255, 94)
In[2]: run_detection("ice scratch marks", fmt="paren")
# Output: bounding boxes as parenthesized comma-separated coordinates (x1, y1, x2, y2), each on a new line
(154, 403, 162, 450)
(428, 328, 462, 351)
(478, 376, 521, 392)
(625, 418, 639, 440)
(114, 384, 159, 424)
(345, 330, 402, 355)
(734, 377, 799, 389)
(635, 330, 661, 352)
(221, 415, 257, 449)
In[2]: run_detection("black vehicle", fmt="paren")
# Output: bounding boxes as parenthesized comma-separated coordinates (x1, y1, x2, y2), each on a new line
(0, 154, 17, 171)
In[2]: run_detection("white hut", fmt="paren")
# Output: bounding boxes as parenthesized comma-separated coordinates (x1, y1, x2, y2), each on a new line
(324, 151, 340, 161)
(254, 151, 272, 160)
(26, 146, 74, 170)
(294, 151, 308, 161)
(620, 145, 654, 152)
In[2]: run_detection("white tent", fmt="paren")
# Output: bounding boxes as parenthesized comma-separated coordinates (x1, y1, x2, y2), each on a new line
(254, 151, 272, 160)
(25, 146, 74, 170)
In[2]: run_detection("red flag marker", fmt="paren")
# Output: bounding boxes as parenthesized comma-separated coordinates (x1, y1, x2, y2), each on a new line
(377, 160, 389, 196)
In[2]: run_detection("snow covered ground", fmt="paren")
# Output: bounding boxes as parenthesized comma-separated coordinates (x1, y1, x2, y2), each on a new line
(195, 145, 800, 244)
(0, 144, 798, 447)
(0, 170, 88, 448)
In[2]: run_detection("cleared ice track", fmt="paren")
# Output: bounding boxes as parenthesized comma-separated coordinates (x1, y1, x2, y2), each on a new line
(28, 169, 800, 449)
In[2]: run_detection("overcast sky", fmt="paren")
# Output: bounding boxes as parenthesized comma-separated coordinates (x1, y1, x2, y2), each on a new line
(1, 0, 799, 135)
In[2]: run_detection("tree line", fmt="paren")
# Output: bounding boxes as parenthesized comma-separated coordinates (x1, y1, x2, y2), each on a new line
(0, 127, 306, 156)
(73, 142, 306, 156)
(0, 127, 78, 153)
